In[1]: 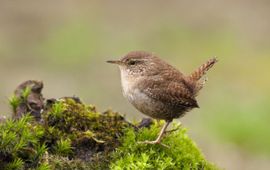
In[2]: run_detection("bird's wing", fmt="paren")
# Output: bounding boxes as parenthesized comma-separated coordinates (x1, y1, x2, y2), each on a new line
(141, 77, 199, 108)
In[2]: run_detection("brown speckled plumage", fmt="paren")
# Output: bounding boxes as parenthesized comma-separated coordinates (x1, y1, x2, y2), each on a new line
(107, 51, 217, 145)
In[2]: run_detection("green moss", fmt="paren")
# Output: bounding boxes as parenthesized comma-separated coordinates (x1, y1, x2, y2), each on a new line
(8, 95, 21, 113)
(53, 138, 72, 157)
(9, 87, 30, 111)
(0, 114, 47, 170)
(1, 97, 218, 169)
(42, 98, 129, 151)
(21, 87, 31, 100)
(1, 97, 132, 169)
(45, 155, 94, 170)
(110, 122, 218, 170)
(38, 98, 131, 169)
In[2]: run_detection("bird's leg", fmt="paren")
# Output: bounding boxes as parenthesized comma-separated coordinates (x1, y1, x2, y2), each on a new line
(138, 120, 172, 147)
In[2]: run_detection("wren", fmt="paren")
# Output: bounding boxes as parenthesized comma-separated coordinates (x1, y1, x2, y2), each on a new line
(107, 51, 217, 146)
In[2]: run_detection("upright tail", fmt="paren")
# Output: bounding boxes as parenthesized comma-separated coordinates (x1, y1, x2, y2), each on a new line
(188, 57, 218, 95)
(189, 57, 218, 81)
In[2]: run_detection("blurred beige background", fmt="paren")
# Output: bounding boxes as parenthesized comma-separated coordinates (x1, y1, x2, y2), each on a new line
(0, 1, 270, 169)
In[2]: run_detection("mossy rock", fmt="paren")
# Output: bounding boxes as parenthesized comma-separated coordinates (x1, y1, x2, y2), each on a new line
(1, 97, 132, 169)
(1, 96, 218, 170)
(41, 98, 130, 159)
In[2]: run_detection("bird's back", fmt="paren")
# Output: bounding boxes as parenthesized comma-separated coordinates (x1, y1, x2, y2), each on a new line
(131, 58, 197, 120)
(137, 56, 217, 120)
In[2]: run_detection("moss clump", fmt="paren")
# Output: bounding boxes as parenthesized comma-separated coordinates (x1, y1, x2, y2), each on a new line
(41, 98, 131, 169)
(0, 81, 219, 169)
(110, 122, 218, 170)
(0, 97, 132, 170)
(46, 155, 95, 170)
(0, 115, 48, 170)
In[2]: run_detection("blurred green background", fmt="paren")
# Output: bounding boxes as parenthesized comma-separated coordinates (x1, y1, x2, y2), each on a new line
(0, 1, 270, 169)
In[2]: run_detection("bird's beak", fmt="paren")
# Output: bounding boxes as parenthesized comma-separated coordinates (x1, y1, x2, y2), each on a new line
(106, 60, 123, 65)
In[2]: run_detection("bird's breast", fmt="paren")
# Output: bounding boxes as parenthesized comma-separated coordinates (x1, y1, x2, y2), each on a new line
(120, 71, 161, 117)
(120, 70, 139, 100)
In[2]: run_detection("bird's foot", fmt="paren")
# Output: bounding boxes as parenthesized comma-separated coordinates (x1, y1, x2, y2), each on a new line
(137, 140, 169, 148)
(164, 124, 181, 135)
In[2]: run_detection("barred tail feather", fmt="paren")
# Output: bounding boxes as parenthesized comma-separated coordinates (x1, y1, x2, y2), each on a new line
(188, 57, 218, 96)
(189, 57, 218, 82)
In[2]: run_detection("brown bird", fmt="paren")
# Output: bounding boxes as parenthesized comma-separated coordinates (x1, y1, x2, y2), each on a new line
(107, 51, 217, 146)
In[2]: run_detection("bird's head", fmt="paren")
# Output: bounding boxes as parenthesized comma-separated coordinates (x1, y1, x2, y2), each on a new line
(107, 51, 162, 77)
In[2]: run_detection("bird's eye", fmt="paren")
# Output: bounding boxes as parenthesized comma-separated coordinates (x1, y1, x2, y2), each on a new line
(128, 60, 136, 65)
